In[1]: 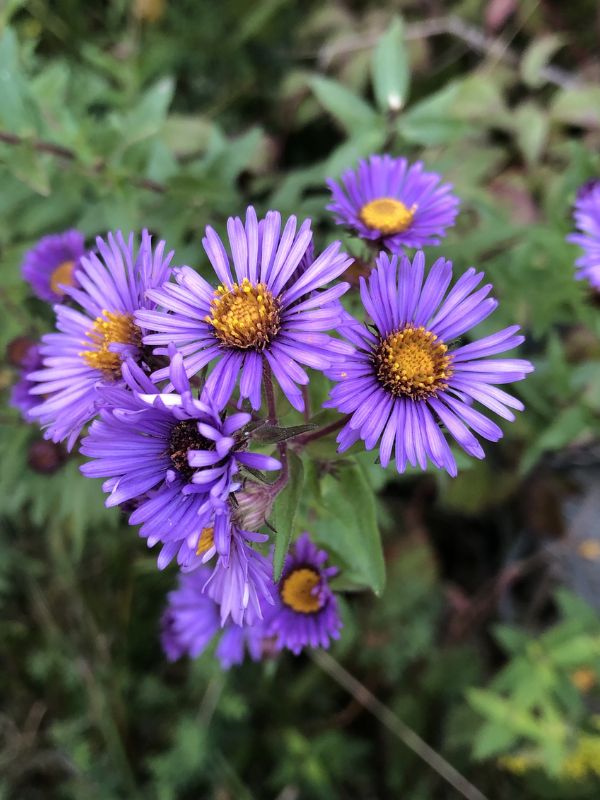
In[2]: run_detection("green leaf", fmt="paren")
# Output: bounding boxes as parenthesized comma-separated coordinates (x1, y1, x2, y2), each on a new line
(521, 34, 564, 88)
(371, 16, 409, 113)
(512, 102, 548, 166)
(551, 86, 600, 129)
(308, 75, 378, 134)
(272, 451, 305, 581)
(314, 459, 385, 595)
(251, 423, 317, 444)
(0, 27, 40, 134)
(325, 125, 387, 178)
(122, 77, 175, 147)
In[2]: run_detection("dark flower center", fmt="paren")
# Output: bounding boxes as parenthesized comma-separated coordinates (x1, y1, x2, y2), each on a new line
(168, 419, 213, 480)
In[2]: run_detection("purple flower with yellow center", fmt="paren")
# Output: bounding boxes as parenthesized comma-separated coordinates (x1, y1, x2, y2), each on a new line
(325, 252, 534, 476)
(161, 566, 270, 668)
(22, 229, 86, 303)
(567, 180, 600, 291)
(327, 154, 459, 251)
(268, 533, 341, 655)
(136, 206, 353, 412)
(27, 231, 173, 449)
(10, 342, 43, 422)
(79, 352, 280, 570)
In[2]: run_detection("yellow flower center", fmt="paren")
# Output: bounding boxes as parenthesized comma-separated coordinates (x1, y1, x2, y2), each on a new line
(50, 260, 76, 296)
(281, 567, 322, 614)
(373, 326, 453, 399)
(205, 278, 281, 350)
(80, 310, 142, 378)
(359, 197, 416, 235)
(196, 526, 214, 556)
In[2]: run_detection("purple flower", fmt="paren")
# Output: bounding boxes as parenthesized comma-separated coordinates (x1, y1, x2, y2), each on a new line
(567, 180, 600, 291)
(327, 154, 459, 252)
(22, 229, 86, 303)
(202, 525, 274, 626)
(10, 342, 43, 422)
(267, 533, 341, 655)
(325, 252, 534, 476)
(136, 206, 353, 413)
(27, 231, 174, 449)
(79, 352, 280, 570)
(161, 566, 269, 668)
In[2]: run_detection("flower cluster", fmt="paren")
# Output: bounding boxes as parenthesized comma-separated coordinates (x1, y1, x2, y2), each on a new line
(8, 153, 543, 669)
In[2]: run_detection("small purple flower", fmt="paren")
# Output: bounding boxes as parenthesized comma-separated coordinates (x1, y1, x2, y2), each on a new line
(136, 206, 353, 413)
(568, 180, 600, 291)
(79, 352, 280, 570)
(161, 566, 269, 668)
(10, 342, 43, 422)
(22, 229, 86, 303)
(325, 252, 534, 476)
(268, 533, 341, 655)
(27, 231, 174, 449)
(327, 154, 459, 252)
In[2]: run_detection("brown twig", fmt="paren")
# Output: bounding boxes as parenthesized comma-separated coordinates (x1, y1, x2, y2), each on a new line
(312, 650, 489, 800)
(296, 416, 348, 447)
(0, 130, 167, 194)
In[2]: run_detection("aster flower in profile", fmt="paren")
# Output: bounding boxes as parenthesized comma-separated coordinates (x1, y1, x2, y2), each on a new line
(10, 341, 43, 422)
(27, 231, 173, 449)
(326, 252, 534, 477)
(161, 566, 270, 668)
(327, 154, 459, 252)
(79, 352, 280, 570)
(567, 179, 600, 291)
(136, 206, 353, 412)
(268, 533, 341, 655)
(22, 229, 86, 303)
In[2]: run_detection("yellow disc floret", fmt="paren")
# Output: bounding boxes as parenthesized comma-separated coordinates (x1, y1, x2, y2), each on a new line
(281, 567, 322, 614)
(359, 197, 416, 235)
(80, 310, 141, 378)
(196, 526, 214, 556)
(50, 260, 76, 296)
(373, 325, 452, 399)
(206, 278, 281, 350)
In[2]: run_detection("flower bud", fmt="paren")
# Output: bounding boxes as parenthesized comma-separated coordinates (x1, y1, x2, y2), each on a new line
(234, 481, 274, 530)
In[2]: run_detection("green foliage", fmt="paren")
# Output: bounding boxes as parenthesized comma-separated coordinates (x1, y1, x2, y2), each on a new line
(1, 1, 600, 798)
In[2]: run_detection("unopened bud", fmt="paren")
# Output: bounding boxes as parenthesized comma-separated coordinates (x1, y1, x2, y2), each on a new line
(27, 439, 68, 474)
(6, 336, 37, 368)
(234, 481, 274, 530)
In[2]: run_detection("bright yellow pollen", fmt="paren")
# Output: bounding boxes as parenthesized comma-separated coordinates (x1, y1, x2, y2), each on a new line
(205, 278, 281, 350)
(50, 260, 76, 296)
(359, 197, 416, 235)
(80, 310, 141, 378)
(281, 567, 322, 614)
(196, 527, 214, 556)
(373, 326, 452, 399)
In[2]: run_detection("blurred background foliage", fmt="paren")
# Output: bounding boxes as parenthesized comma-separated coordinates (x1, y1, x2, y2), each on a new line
(2, 0, 600, 797)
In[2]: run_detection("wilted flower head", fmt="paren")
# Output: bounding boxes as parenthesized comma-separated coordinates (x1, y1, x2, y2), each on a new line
(10, 342, 43, 422)
(79, 352, 280, 570)
(137, 205, 353, 412)
(568, 180, 600, 291)
(326, 251, 533, 476)
(21, 229, 86, 303)
(327, 155, 459, 252)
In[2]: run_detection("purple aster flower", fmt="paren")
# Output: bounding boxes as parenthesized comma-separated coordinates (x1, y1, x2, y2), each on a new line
(136, 206, 353, 413)
(325, 252, 534, 477)
(567, 180, 600, 291)
(161, 566, 269, 668)
(202, 524, 274, 626)
(27, 231, 174, 449)
(327, 154, 459, 252)
(22, 229, 86, 303)
(267, 532, 341, 655)
(10, 342, 43, 422)
(79, 351, 280, 570)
